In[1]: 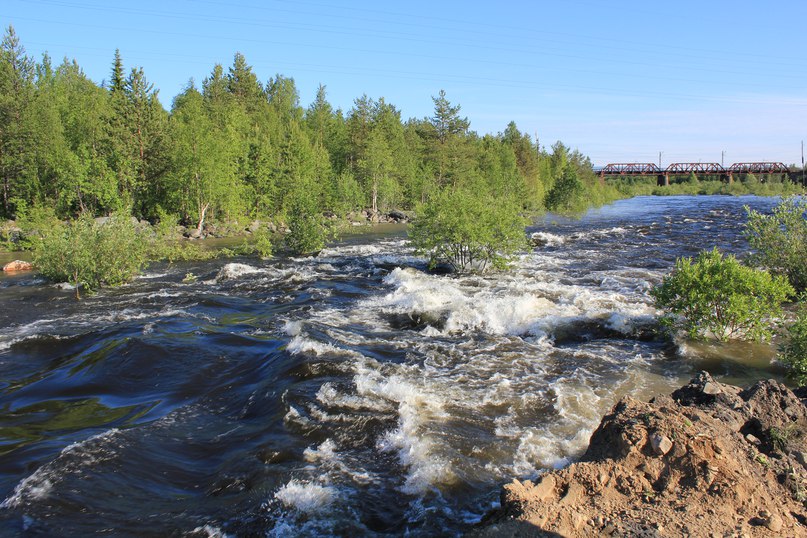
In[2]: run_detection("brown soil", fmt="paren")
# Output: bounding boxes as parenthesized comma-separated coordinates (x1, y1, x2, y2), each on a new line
(470, 372, 807, 537)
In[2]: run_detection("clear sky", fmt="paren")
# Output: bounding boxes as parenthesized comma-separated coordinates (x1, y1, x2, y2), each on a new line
(3, 0, 806, 166)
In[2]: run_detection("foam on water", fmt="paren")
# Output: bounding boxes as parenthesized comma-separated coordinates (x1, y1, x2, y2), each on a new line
(215, 263, 263, 281)
(190, 525, 231, 538)
(530, 231, 565, 247)
(1, 429, 119, 508)
(274, 479, 337, 513)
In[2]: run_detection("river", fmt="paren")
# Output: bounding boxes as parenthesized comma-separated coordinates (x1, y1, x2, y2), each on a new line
(0, 195, 789, 536)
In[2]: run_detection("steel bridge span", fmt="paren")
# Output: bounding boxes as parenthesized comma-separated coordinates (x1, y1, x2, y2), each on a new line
(596, 162, 802, 186)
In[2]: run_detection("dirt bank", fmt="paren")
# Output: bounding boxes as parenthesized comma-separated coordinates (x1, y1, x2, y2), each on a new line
(471, 372, 807, 537)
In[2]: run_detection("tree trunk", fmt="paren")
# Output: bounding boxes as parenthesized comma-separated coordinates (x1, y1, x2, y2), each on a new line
(372, 176, 378, 214)
(197, 202, 209, 234)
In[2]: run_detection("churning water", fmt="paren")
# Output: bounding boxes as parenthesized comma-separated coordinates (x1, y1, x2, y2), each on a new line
(0, 196, 788, 536)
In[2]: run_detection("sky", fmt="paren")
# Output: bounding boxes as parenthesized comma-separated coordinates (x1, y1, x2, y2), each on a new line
(3, 0, 806, 167)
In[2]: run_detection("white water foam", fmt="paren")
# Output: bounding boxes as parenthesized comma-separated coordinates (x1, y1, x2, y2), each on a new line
(1, 429, 119, 508)
(190, 525, 231, 538)
(215, 263, 263, 282)
(274, 479, 337, 513)
(530, 231, 565, 247)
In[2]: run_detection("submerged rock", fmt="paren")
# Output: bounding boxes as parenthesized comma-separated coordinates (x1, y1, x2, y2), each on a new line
(470, 372, 807, 537)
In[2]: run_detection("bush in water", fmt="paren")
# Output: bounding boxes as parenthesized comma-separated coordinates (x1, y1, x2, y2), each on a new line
(779, 298, 807, 386)
(409, 185, 526, 273)
(744, 196, 807, 293)
(651, 248, 794, 342)
(283, 186, 334, 256)
(33, 214, 148, 299)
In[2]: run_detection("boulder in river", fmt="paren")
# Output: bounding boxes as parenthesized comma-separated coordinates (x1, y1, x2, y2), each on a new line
(2, 260, 33, 272)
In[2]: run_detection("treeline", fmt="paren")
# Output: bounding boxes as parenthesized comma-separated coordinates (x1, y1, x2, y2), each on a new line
(0, 26, 613, 230)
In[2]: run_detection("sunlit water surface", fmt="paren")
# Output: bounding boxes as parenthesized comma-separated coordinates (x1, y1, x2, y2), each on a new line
(0, 196, 788, 536)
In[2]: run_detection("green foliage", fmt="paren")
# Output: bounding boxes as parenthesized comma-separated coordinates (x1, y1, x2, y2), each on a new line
(235, 225, 274, 258)
(744, 197, 807, 293)
(33, 214, 148, 298)
(779, 299, 807, 386)
(409, 186, 527, 273)
(651, 248, 794, 341)
(283, 184, 333, 256)
(13, 203, 62, 249)
(545, 163, 585, 212)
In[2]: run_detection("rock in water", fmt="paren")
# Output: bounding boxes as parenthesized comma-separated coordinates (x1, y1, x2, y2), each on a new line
(2, 260, 33, 272)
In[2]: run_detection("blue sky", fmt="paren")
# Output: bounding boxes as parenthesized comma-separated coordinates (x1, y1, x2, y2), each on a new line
(4, 0, 806, 166)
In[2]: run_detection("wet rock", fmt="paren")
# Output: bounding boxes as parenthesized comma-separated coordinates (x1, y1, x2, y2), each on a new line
(2, 260, 33, 272)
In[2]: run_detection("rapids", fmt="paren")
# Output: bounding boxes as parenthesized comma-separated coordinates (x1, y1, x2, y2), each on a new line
(0, 195, 789, 536)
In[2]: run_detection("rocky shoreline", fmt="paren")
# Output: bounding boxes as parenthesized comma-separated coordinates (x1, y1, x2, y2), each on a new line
(471, 372, 807, 537)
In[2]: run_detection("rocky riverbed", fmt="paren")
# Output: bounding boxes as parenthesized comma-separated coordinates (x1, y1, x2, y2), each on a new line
(472, 372, 807, 537)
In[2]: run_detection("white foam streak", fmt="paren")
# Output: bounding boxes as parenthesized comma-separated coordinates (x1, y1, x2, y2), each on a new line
(1, 429, 118, 508)
(215, 263, 262, 281)
(274, 480, 337, 513)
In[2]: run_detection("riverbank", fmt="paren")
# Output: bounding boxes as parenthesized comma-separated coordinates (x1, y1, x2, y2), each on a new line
(471, 372, 807, 537)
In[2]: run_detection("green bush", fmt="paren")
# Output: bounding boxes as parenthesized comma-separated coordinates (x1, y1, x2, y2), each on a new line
(283, 186, 334, 256)
(651, 248, 794, 341)
(545, 165, 585, 212)
(409, 186, 526, 272)
(33, 214, 148, 299)
(744, 196, 807, 292)
(779, 299, 807, 386)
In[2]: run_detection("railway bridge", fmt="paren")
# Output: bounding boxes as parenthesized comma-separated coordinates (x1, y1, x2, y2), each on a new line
(596, 162, 802, 186)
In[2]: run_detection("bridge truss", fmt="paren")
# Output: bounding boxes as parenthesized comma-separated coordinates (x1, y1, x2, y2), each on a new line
(597, 161, 797, 185)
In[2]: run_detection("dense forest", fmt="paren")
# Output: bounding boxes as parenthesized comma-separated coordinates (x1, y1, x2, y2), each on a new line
(0, 26, 613, 232)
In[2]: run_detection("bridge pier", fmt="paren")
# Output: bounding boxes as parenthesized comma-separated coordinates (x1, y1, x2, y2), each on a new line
(657, 173, 669, 187)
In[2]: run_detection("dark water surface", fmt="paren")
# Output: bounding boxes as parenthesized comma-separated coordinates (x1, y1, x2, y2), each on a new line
(0, 196, 788, 536)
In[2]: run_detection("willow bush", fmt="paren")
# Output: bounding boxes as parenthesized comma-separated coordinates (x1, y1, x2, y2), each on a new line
(651, 248, 793, 341)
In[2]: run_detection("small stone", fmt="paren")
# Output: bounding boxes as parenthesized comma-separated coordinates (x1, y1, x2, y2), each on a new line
(764, 513, 783, 533)
(745, 434, 761, 446)
(650, 433, 673, 455)
(2, 260, 33, 272)
(702, 381, 722, 395)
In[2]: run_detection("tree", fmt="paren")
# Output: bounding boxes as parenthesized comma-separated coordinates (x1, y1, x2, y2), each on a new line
(226, 52, 265, 112)
(104, 53, 169, 217)
(744, 197, 807, 292)
(423, 89, 472, 188)
(430, 89, 469, 143)
(170, 84, 240, 233)
(544, 163, 584, 211)
(0, 25, 37, 218)
(651, 248, 794, 341)
(358, 127, 394, 214)
(409, 185, 526, 273)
